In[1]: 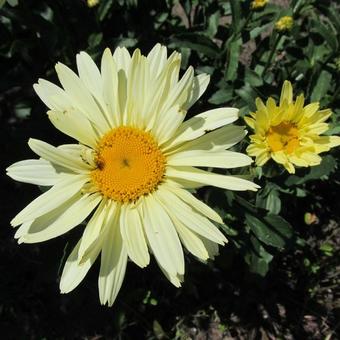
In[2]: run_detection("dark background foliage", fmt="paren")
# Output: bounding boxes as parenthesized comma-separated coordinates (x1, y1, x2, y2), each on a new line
(1, 0, 339, 338)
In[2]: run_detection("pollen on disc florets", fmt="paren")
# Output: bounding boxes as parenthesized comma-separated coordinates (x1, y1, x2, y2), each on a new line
(91, 126, 166, 203)
(266, 121, 300, 154)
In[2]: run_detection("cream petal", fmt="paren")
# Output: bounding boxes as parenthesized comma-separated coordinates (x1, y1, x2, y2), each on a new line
(11, 174, 88, 227)
(167, 166, 260, 191)
(159, 66, 194, 116)
(174, 220, 209, 261)
(33, 79, 73, 112)
(19, 193, 101, 243)
(6, 159, 59, 186)
(147, 43, 168, 79)
(111, 48, 131, 120)
(112, 46, 131, 73)
(101, 48, 120, 127)
(120, 205, 150, 268)
(60, 237, 101, 294)
(55, 62, 110, 134)
(14, 220, 33, 241)
(155, 258, 183, 287)
(155, 187, 227, 245)
(76, 51, 104, 103)
(168, 125, 247, 155)
(57, 144, 95, 169)
(184, 73, 210, 110)
(154, 105, 186, 144)
(144, 57, 181, 130)
(98, 205, 128, 306)
(48, 109, 98, 148)
(14, 188, 80, 233)
(142, 195, 184, 276)
(126, 50, 149, 126)
(28, 139, 92, 173)
(201, 237, 220, 259)
(163, 181, 223, 224)
(77, 198, 111, 262)
(167, 149, 252, 169)
(164, 108, 239, 151)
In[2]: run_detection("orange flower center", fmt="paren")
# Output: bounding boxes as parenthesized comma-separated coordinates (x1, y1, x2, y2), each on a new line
(267, 121, 300, 154)
(91, 126, 166, 203)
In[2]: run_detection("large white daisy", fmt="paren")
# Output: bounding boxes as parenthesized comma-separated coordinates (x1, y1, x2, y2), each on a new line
(7, 44, 259, 306)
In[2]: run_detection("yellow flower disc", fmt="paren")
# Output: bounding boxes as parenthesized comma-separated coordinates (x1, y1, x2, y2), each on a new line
(266, 121, 300, 154)
(91, 126, 166, 203)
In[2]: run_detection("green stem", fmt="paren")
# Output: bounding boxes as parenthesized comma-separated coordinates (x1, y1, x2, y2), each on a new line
(262, 33, 283, 75)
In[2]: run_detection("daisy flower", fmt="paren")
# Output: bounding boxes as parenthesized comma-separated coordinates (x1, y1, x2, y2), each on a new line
(245, 80, 340, 174)
(250, 0, 268, 10)
(275, 16, 293, 32)
(7, 44, 258, 306)
(87, 0, 99, 7)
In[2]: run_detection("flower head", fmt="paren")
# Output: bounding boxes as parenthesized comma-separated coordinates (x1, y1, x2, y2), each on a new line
(245, 80, 340, 174)
(7, 44, 258, 306)
(250, 0, 268, 10)
(275, 16, 293, 32)
(87, 0, 99, 8)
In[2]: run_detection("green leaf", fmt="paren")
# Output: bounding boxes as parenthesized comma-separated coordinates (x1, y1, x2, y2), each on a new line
(285, 155, 337, 186)
(230, 0, 241, 32)
(235, 84, 257, 109)
(256, 186, 281, 214)
(245, 213, 293, 248)
(264, 214, 293, 239)
(311, 19, 338, 51)
(319, 243, 334, 256)
(153, 320, 167, 340)
(88, 32, 103, 48)
(206, 11, 220, 38)
(97, 0, 113, 21)
(170, 33, 220, 58)
(208, 87, 234, 104)
(245, 68, 264, 87)
(311, 70, 332, 102)
(225, 38, 241, 81)
(245, 236, 273, 277)
(220, 223, 238, 236)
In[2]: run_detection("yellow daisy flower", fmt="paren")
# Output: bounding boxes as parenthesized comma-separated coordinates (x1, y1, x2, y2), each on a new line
(87, 0, 99, 7)
(7, 44, 259, 306)
(275, 16, 293, 32)
(245, 80, 340, 174)
(250, 0, 268, 10)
